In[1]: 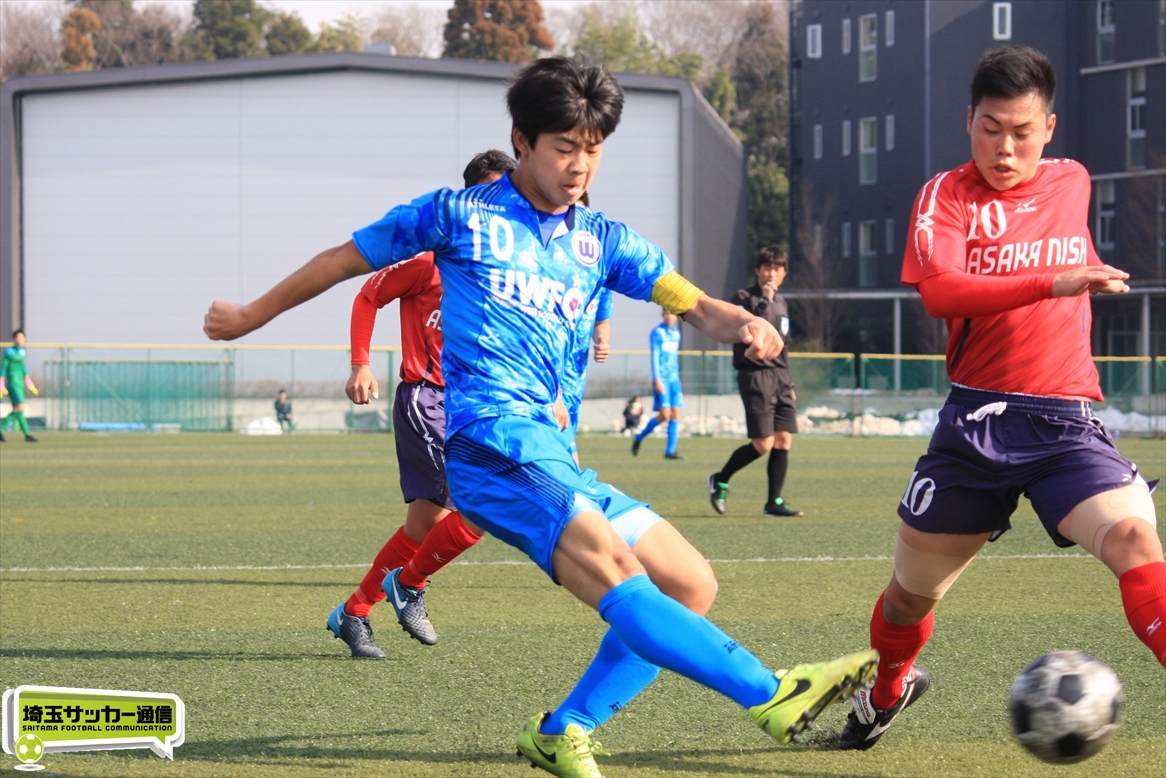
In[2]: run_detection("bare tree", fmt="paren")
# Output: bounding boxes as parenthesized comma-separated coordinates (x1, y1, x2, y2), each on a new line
(371, 2, 446, 58)
(1, 0, 65, 82)
(788, 178, 845, 352)
(905, 299, 949, 355)
(637, 0, 749, 76)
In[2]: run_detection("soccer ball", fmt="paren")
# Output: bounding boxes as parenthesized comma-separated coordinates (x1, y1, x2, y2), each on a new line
(15, 732, 44, 764)
(1009, 650, 1123, 764)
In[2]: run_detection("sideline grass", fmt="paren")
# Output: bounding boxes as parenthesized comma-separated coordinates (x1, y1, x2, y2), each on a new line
(2, 432, 1164, 777)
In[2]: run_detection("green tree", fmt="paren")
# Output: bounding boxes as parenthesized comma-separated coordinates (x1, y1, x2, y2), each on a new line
(702, 66, 736, 126)
(265, 11, 312, 56)
(571, 5, 701, 79)
(189, 0, 269, 60)
(307, 13, 367, 53)
(443, 0, 554, 63)
(730, 1, 788, 254)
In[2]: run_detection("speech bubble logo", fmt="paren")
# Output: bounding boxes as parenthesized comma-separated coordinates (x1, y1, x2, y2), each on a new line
(3, 686, 184, 762)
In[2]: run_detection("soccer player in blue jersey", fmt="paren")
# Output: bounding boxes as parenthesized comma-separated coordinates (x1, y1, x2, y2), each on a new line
(205, 57, 876, 777)
(631, 308, 683, 459)
(562, 287, 612, 464)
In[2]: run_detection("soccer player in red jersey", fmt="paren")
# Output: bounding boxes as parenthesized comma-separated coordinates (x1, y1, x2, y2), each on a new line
(326, 150, 515, 658)
(839, 45, 1164, 751)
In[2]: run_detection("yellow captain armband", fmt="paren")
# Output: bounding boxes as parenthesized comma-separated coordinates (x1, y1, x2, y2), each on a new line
(651, 271, 704, 316)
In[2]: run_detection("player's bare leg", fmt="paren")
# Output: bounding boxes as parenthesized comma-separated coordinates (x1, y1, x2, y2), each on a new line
(1057, 484, 1165, 667)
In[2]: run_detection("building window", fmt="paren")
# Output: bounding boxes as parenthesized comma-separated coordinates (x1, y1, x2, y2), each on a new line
(859, 220, 878, 287)
(842, 221, 852, 257)
(1097, 0, 1115, 64)
(885, 114, 895, 151)
(885, 10, 895, 46)
(859, 14, 878, 82)
(842, 18, 852, 54)
(1095, 179, 1115, 251)
(813, 123, 823, 160)
(1159, 0, 1165, 56)
(842, 120, 852, 156)
(1129, 68, 1146, 169)
(993, 3, 1012, 40)
(807, 24, 822, 59)
(859, 117, 877, 184)
(885, 218, 895, 255)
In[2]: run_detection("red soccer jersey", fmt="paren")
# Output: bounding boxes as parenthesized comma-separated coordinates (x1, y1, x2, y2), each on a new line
(350, 252, 444, 386)
(903, 158, 1103, 400)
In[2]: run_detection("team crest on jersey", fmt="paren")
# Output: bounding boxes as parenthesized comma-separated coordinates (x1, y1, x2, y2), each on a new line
(571, 232, 601, 266)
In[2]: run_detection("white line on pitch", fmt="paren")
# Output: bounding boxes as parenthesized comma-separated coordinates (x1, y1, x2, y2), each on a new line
(0, 553, 1091, 573)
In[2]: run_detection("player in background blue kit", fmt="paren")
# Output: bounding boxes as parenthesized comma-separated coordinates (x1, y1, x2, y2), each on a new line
(632, 309, 683, 459)
(204, 57, 876, 778)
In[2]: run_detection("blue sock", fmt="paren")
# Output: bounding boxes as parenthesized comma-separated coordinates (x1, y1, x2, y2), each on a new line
(637, 417, 659, 442)
(665, 420, 678, 454)
(542, 629, 661, 734)
(597, 576, 778, 708)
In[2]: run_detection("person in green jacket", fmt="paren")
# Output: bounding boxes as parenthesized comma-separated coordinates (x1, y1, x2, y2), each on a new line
(1, 329, 39, 443)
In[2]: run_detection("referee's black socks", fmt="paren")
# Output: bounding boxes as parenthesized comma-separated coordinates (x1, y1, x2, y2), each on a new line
(767, 449, 789, 503)
(717, 443, 762, 483)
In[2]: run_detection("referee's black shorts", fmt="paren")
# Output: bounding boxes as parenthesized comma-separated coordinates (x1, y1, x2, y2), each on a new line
(738, 368, 798, 439)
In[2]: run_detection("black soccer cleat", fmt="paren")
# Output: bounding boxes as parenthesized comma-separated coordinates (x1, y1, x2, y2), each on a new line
(664, 452, 685, 460)
(708, 474, 729, 515)
(763, 498, 804, 517)
(631, 436, 642, 456)
(24, 434, 37, 443)
(383, 568, 438, 645)
(838, 665, 931, 750)
(325, 602, 386, 659)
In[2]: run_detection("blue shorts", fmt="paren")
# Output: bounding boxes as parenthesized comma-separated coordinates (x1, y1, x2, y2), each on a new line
(899, 386, 1144, 547)
(653, 380, 683, 411)
(564, 408, 579, 455)
(445, 416, 655, 578)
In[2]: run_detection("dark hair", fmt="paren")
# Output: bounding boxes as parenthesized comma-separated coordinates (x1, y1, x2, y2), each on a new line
(462, 149, 516, 187)
(970, 45, 1056, 111)
(756, 246, 788, 268)
(12, 328, 23, 339)
(507, 57, 624, 155)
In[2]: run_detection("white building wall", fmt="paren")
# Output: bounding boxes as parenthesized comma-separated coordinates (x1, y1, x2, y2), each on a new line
(21, 70, 678, 360)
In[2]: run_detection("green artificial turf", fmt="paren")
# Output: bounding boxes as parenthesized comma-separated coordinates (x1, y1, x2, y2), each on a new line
(1, 433, 1163, 777)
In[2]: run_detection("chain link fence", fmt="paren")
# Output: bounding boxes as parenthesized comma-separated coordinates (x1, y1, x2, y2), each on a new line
(3, 344, 1162, 436)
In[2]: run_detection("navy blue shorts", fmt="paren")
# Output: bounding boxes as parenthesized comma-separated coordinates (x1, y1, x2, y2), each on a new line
(899, 386, 1141, 547)
(392, 381, 455, 511)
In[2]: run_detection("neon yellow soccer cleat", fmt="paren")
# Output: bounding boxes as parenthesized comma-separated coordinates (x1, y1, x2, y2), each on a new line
(516, 713, 609, 778)
(749, 649, 879, 744)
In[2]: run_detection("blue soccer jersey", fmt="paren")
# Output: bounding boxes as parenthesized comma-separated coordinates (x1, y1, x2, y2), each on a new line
(352, 174, 672, 438)
(649, 322, 681, 386)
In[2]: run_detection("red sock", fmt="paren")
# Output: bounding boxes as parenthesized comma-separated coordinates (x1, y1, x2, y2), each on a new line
(345, 526, 420, 617)
(869, 591, 935, 710)
(398, 511, 482, 590)
(1118, 561, 1166, 668)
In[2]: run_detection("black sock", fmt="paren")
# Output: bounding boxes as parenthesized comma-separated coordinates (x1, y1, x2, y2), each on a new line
(717, 443, 762, 483)
(767, 449, 789, 503)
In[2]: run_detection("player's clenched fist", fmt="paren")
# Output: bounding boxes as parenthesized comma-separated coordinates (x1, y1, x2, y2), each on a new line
(346, 365, 379, 405)
(203, 300, 253, 341)
(739, 317, 783, 361)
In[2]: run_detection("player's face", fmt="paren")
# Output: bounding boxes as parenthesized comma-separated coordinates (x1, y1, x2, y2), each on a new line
(13, 332, 25, 347)
(756, 263, 786, 289)
(511, 126, 603, 213)
(967, 92, 1056, 191)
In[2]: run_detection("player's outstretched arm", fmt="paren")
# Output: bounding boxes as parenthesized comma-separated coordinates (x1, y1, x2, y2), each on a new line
(204, 241, 372, 341)
(682, 294, 784, 361)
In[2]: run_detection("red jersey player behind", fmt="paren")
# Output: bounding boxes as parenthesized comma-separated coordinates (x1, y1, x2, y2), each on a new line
(838, 45, 1164, 751)
(326, 150, 516, 658)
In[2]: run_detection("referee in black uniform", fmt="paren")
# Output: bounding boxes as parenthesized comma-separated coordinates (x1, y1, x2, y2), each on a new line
(708, 247, 803, 517)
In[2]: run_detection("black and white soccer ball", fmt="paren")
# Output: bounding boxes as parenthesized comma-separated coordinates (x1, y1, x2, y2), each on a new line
(1009, 650, 1123, 764)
